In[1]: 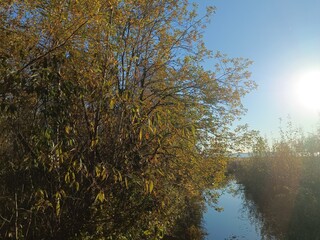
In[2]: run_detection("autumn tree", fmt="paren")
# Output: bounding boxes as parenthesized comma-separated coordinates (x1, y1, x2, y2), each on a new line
(0, 0, 255, 239)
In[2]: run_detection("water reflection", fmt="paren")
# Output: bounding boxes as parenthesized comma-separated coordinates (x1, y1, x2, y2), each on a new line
(204, 180, 263, 240)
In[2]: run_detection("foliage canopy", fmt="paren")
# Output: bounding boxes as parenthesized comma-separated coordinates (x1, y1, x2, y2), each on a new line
(0, 0, 255, 239)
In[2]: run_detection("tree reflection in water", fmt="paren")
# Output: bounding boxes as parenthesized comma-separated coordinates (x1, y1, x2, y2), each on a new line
(236, 155, 320, 240)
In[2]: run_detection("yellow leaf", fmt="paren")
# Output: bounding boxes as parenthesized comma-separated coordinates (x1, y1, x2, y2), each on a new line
(124, 177, 128, 189)
(139, 128, 143, 141)
(65, 172, 70, 183)
(149, 181, 154, 193)
(65, 125, 71, 134)
(95, 166, 101, 177)
(118, 170, 122, 182)
(55, 192, 61, 216)
(95, 191, 105, 203)
(74, 182, 79, 191)
(101, 167, 107, 180)
(90, 138, 98, 148)
(109, 98, 115, 109)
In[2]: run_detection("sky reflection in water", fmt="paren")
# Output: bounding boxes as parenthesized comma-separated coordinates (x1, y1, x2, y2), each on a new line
(203, 181, 262, 240)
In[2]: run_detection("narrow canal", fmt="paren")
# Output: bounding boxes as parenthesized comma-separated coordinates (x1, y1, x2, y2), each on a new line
(203, 180, 264, 240)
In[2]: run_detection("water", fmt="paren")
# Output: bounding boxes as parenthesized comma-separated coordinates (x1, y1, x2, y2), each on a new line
(203, 181, 262, 240)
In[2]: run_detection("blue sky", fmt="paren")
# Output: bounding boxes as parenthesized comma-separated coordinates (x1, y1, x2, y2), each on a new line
(195, 0, 320, 138)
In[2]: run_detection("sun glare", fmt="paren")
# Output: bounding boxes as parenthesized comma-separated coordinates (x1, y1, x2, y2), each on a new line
(294, 70, 320, 112)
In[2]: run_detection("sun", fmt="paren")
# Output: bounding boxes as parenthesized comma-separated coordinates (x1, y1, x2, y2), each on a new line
(294, 70, 320, 112)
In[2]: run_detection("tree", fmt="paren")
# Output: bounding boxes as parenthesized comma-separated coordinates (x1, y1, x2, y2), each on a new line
(0, 0, 255, 239)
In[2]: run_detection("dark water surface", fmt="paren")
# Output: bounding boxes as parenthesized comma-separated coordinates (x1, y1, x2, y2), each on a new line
(203, 181, 265, 240)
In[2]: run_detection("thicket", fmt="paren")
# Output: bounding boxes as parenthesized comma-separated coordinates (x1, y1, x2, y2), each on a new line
(0, 1, 255, 239)
(235, 121, 320, 239)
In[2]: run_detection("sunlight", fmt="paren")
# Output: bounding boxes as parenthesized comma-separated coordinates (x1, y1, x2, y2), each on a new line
(294, 70, 320, 112)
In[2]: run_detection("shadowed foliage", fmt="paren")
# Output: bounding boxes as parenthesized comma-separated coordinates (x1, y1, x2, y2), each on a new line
(235, 122, 320, 239)
(0, 0, 255, 239)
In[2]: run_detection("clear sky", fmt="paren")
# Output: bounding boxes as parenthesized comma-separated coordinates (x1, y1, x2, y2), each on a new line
(196, 0, 320, 139)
